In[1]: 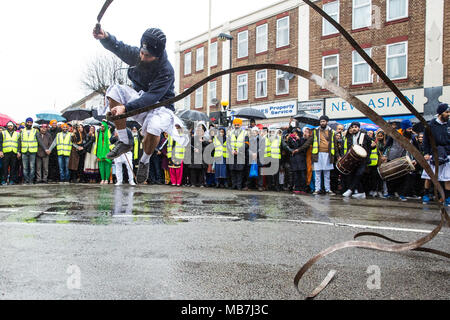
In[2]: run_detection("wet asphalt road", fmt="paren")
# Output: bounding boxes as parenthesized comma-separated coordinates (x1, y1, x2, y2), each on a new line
(0, 184, 448, 300)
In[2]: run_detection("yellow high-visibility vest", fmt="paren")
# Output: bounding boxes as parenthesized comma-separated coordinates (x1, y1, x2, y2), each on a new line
(167, 135, 185, 160)
(2, 130, 19, 153)
(213, 137, 228, 158)
(230, 130, 246, 151)
(270, 137, 281, 160)
(264, 137, 271, 158)
(312, 129, 335, 156)
(20, 128, 38, 153)
(133, 136, 140, 160)
(369, 146, 379, 167)
(56, 132, 72, 156)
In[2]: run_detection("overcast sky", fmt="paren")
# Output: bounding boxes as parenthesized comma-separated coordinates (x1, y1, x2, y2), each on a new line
(0, 0, 280, 123)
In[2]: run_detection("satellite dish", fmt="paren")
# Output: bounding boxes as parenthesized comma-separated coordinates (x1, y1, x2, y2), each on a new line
(211, 98, 220, 105)
(282, 72, 295, 81)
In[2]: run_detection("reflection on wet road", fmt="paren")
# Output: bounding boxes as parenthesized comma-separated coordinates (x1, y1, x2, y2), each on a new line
(0, 184, 442, 231)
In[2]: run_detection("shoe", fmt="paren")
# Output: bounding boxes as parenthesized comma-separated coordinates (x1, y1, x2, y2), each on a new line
(398, 195, 407, 202)
(137, 162, 150, 184)
(406, 195, 421, 200)
(1, 182, 6, 186)
(258, 187, 264, 192)
(129, 181, 136, 186)
(327, 191, 336, 196)
(377, 191, 384, 198)
(9, 181, 14, 185)
(115, 182, 123, 186)
(343, 189, 353, 197)
(422, 195, 430, 204)
(352, 192, 366, 199)
(444, 197, 450, 207)
(369, 191, 376, 197)
(313, 191, 320, 195)
(106, 141, 133, 160)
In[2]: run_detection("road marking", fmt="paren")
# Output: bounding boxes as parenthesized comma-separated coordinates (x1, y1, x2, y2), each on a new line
(0, 209, 20, 213)
(30, 210, 67, 215)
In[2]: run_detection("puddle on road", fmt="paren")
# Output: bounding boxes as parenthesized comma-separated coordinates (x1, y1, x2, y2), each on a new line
(1, 185, 436, 227)
(0, 186, 314, 226)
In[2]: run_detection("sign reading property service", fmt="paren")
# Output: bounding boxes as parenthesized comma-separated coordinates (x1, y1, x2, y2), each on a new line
(230, 100, 297, 119)
(325, 88, 425, 119)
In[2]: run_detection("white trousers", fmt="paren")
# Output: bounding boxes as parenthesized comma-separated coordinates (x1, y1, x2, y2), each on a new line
(115, 152, 134, 183)
(315, 170, 331, 192)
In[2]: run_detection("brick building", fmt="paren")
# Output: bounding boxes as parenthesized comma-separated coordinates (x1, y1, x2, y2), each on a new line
(174, 0, 450, 127)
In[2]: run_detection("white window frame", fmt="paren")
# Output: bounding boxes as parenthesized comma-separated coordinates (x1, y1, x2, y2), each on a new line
(322, 54, 339, 85)
(276, 66, 290, 95)
(210, 42, 218, 67)
(386, 41, 408, 80)
(352, 0, 372, 30)
(195, 87, 203, 109)
(209, 81, 217, 105)
(184, 52, 191, 75)
(256, 24, 268, 54)
(322, 0, 340, 36)
(196, 47, 204, 72)
(237, 30, 248, 59)
(386, 0, 408, 22)
(237, 74, 248, 101)
(352, 48, 372, 85)
(276, 16, 290, 48)
(255, 70, 268, 98)
(183, 89, 191, 110)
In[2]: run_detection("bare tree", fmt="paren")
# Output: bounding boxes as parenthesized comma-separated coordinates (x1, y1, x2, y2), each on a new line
(81, 53, 132, 95)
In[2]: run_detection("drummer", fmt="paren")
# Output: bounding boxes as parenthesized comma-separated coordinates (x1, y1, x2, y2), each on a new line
(341, 122, 375, 199)
(383, 119, 420, 201)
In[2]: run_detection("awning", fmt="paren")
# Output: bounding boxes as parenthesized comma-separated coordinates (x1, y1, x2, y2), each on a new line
(335, 114, 418, 125)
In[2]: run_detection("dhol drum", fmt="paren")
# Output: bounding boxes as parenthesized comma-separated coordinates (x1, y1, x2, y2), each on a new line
(378, 156, 415, 181)
(337, 145, 367, 175)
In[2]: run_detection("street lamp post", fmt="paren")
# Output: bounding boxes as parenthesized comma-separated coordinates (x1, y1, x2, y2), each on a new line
(218, 33, 234, 113)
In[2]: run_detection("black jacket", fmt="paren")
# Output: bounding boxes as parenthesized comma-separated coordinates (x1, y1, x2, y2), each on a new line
(285, 136, 310, 171)
(100, 34, 175, 113)
(423, 118, 450, 156)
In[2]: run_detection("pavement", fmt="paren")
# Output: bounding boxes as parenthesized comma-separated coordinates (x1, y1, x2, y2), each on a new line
(0, 184, 448, 300)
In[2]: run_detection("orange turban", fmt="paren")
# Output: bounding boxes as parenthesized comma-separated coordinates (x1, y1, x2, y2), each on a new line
(233, 118, 243, 125)
(50, 120, 57, 125)
(61, 123, 69, 129)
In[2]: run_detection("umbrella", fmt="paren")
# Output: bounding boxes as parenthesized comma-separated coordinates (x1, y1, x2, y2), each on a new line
(411, 115, 434, 133)
(177, 110, 210, 122)
(82, 117, 102, 126)
(328, 121, 342, 130)
(62, 108, 92, 121)
(0, 113, 16, 127)
(35, 119, 50, 125)
(360, 123, 379, 131)
(126, 120, 142, 130)
(36, 110, 66, 122)
(234, 108, 267, 120)
(294, 113, 320, 126)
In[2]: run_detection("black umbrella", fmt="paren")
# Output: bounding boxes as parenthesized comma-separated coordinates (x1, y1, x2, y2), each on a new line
(411, 115, 433, 133)
(234, 107, 267, 120)
(35, 118, 50, 125)
(177, 110, 210, 122)
(126, 120, 142, 130)
(62, 108, 92, 121)
(294, 113, 320, 126)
